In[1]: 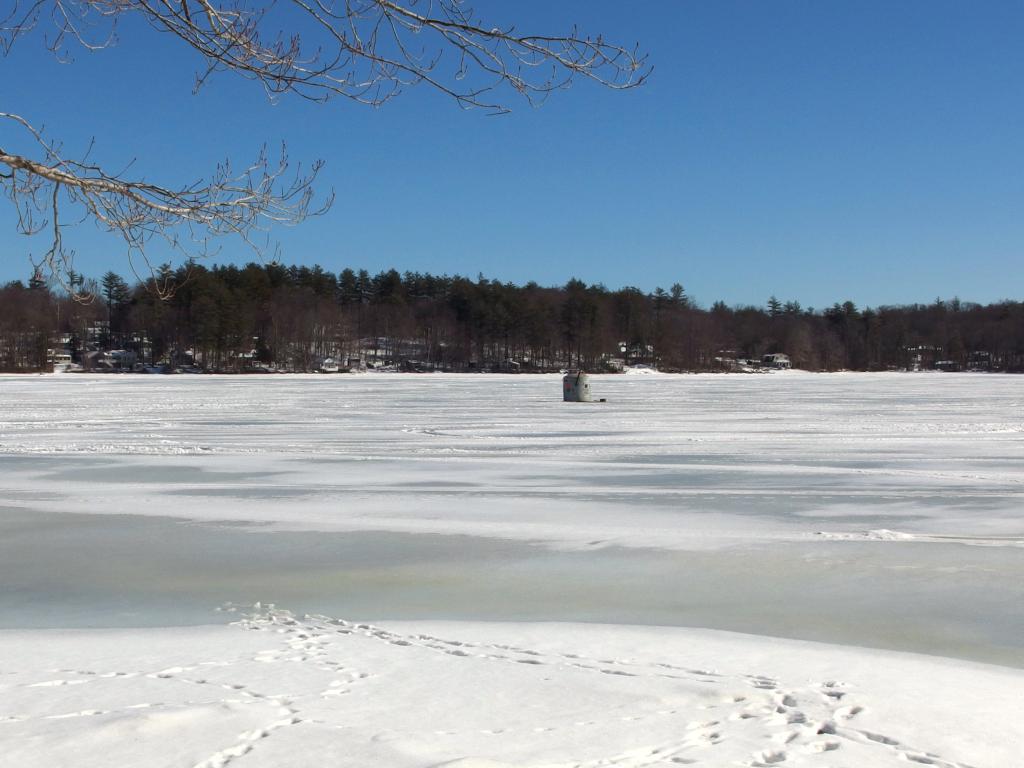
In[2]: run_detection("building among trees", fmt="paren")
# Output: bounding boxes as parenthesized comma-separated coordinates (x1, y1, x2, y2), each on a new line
(3, 266, 1021, 375)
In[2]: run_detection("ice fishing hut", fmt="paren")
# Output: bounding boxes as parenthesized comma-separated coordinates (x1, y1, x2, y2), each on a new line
(563, 370, 593, 402)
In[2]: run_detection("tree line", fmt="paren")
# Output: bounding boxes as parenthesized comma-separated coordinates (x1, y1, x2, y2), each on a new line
(2, 263, 1022, 373)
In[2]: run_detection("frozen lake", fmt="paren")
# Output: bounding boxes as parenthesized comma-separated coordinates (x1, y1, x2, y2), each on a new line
(1, 372, 1023, 664)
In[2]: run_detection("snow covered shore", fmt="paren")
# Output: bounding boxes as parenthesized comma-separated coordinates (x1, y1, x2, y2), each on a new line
(1, 373, 1022, 766)
(3, 607, 1022, 768)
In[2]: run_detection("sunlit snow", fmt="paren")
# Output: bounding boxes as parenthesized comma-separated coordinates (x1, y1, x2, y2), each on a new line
(1, 371, 1022, 767)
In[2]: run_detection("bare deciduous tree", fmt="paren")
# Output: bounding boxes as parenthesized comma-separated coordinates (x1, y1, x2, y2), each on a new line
(1, 111, 327, 298)
(1, 1, 649, 298)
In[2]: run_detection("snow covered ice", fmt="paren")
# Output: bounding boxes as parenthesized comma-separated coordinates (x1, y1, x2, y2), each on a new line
(1, 371, 1022, 767)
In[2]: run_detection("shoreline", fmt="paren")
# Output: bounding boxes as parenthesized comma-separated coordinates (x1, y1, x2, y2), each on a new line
(3, 610, 1022, 767)
(3, 367, 1015, 377)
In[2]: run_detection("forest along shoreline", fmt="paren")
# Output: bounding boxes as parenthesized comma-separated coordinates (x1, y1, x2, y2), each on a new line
(3, 266, 1022, 374)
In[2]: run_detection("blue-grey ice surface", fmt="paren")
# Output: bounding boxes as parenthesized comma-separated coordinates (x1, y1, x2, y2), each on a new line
(1, 372, 1022, 665)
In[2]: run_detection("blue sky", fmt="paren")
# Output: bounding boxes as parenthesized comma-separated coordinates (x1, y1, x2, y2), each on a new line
(2, 1, 1022, 309)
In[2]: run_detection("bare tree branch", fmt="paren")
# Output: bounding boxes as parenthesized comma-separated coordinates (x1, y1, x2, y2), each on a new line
(6, 1, 650, 110)
(1, 112, 329, 298)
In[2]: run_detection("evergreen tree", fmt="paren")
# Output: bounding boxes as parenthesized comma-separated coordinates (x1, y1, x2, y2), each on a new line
(28, 268, 47, 290)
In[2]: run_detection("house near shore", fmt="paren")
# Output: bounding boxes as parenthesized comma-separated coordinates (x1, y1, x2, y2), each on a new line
(905, 345, 941, 372)
(761, 353, 792, 369)
(83, 350, 115, 371)
(48, 348, 73, 371)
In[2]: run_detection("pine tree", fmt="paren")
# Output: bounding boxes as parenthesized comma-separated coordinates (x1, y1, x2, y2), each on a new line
(101, 272, 130, 315)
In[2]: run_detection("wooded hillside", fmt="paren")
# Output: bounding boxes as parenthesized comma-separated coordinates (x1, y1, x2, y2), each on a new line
(2, 264, 1021, 373)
